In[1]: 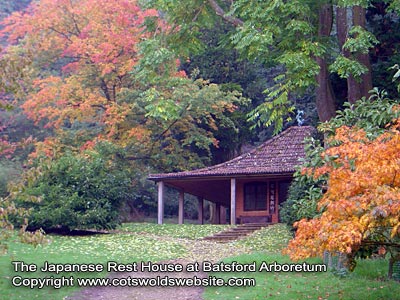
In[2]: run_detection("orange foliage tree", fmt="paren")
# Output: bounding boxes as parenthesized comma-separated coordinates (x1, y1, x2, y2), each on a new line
(1, 0, 159, 133)
(0, 0, 245, 170)
(285, 121, 400, 278)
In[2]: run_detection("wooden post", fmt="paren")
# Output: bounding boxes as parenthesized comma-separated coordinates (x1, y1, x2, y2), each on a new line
(215, 203, 221, 224)
(198, 197, 204, 224)
(230, 178, 236, 225)
(178, 190, 184, 225)
(157, 181, 164, 225)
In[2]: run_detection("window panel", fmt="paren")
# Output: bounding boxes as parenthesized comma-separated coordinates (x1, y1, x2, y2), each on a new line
(244, 182, 267, 211)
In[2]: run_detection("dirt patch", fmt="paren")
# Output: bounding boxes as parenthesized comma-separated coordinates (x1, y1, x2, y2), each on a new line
(66, 237, 251, 300)
(66, 260, 206, 300)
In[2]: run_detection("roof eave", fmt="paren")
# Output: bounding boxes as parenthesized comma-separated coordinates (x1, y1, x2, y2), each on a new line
(148, 171, 296, 182)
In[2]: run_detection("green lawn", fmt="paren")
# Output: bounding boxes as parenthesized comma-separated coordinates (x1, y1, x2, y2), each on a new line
(203, 224, 399, 300)
(203, 253, 398, 300)
(0, 230, 186, 300)
(1, 223, 398, 300)
(119, 222, 231, 239)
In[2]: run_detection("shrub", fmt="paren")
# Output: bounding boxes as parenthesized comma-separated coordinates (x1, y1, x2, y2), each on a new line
(14, 144, 134, 232)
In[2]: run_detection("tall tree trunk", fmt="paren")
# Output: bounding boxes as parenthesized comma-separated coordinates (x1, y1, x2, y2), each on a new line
(316, 4, 337, 122)
(353, 6, 373, 100)
(336, 7, 360, 103)
(337, 6, 373, 104)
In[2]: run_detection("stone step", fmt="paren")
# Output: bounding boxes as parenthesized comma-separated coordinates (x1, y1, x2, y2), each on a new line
(232, 227, 264, 231)
(202, 223, 270, 243)
(237, 223, 269, 227)
(203, 239, 235, 244)
(206, 231, 248, 236)
(212, 232, 248, 237)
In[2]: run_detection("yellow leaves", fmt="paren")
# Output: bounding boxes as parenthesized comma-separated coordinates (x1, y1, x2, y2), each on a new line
(312, 165, 331, 179)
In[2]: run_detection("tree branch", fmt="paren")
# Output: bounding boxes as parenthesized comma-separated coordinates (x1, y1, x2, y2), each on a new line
(48, 27, 73, 43)
(362, 240, 400, 249)
(207, 0, 243, 27)
(100, 79, 111, 102)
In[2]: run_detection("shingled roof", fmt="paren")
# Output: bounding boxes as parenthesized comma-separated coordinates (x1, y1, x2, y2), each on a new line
(149, 126, 314, 181)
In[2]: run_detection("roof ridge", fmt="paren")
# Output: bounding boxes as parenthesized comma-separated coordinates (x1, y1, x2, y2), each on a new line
(219, 125, 313, 162)
(174, 126, 309, 173)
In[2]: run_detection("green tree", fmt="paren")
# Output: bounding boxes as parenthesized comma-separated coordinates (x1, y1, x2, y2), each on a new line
(280, 135, 326, 226)
(0, 0, 249, 231)
(149, 0, 399, 133)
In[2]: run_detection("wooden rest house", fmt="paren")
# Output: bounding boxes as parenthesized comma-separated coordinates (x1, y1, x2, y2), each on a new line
(148, 126, 314, 225)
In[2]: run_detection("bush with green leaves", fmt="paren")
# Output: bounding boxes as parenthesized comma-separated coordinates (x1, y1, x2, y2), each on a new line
(14, 143, 134, 232)
(319, 88, 400, 139)
(280, 135, 326, 226)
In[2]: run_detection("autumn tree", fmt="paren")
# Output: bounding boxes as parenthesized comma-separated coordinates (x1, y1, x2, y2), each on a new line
(1, 0, 161, 129)
(281, 91, 400, 227)
(284, 117, 400, 278)
(0, 0, 245, 169)
(281, 76, 400, 277)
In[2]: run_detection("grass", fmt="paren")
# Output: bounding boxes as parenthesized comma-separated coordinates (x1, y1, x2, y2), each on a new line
(202, 224, 400, 300)
(236, 223, 292, 252)
(1, 223, 399, 300)
(0, 230, 186, 300)
(203, 253, 399, 300)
